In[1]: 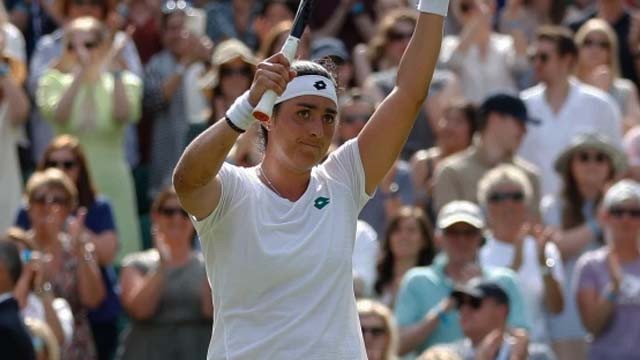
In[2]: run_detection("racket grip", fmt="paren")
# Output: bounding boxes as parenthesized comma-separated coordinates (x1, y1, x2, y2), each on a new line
(252, 36, 300, 122)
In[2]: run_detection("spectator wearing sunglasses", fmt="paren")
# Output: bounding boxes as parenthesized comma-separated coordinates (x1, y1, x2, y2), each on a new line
(358, 299, 399, 360)
(145, 1, 213, 197)
(518, 26, 622, 198)
(433, 93, 540, 215)
(395, 201, 529, 357)
(439, 0, 529, 103)
(574, 180, 640, 360)
(14, 135, 122, 360)
(431, 280, 555, 360)
(478, 164, 564, 344)
(118, 186, 212, 360)
(23, 168, 105, 360)
(540, 133, 626, 360)
(575, 19, 640, 133)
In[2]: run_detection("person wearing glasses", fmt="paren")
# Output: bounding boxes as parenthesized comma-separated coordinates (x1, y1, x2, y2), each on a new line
(518, 26, 622, 198)
(144, 0, 213, 197)
(14, 134, 121, 360)
(540, 133, 626, 360)
(439, 0, 529, 103)
(574, 19, 640, 133)
(23, 168, 105, 360)
(36, 16, 142, 263)
(173, 0, 447, 357)
(358, 299, 399, 360)
(117, 186, 212, 360)
(395, 201, 529, 357)
(574, 180, 640, 360)
(433, 93, 540, 214)
(429, 280, 555, 360)
(478, 164, 564, 344)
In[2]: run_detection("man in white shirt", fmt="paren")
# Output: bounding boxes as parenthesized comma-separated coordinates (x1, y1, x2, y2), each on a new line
(519, 26, 622, 197)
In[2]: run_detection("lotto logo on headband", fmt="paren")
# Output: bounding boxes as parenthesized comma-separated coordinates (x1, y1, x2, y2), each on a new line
(275, 75, 338, 106)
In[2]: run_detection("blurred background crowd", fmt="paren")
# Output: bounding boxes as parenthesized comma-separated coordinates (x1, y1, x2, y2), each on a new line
(1, 0, 640, 359)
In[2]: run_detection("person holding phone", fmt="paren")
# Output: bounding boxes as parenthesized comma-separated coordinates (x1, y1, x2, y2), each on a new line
(173, 0, 448, 357)
(395, 201, 529, 357)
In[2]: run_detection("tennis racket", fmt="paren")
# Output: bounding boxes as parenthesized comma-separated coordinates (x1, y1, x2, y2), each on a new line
(252, 0, 315, 122)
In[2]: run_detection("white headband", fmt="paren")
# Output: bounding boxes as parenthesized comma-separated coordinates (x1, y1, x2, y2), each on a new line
(275, 75, 338, 106)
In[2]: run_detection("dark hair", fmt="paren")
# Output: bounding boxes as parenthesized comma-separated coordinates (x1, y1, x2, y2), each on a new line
(0, 238, 22, 286)
(536, 25, 578, 59)
(367, 8, 417, 68)
(560, 152, 615, 234)
(57, 0, 115, 19)
(259, 0, 297, 17)
(339, 87, 377, 109)
(443, 98, 478, 137)
(374, 207, 434, 297)
(151, 186, 179, 214)
(259, 60, 337, 147)
(38, 135, 97, 208)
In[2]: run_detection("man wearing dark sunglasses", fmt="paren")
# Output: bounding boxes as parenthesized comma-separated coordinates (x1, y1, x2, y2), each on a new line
(519, 26, 622, 197)
(427, 280, 555, 360)
(395, 201, 529, 356)
(433, 93, 541, 215)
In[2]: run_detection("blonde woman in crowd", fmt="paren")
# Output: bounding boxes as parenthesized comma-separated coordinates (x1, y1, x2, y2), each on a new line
(574, 18, 640, 132)
(36, 17, 142, 262)
(23, 168, 105, 360)
(358, 299, 399, 360)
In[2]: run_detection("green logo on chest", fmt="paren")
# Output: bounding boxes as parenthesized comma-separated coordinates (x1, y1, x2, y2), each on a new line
(314, 196, 330, 209)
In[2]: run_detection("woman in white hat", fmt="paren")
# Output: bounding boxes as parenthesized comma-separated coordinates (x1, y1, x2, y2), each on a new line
(540, 132, 626, 360)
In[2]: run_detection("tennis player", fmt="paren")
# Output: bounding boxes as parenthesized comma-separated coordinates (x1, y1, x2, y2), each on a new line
(173, 1, 448, 358)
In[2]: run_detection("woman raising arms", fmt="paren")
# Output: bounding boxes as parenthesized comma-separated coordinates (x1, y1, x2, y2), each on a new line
(172, 1, 447, 358)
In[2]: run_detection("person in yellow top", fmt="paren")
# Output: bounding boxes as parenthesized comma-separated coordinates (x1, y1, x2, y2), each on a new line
(36, 16, 142, 262)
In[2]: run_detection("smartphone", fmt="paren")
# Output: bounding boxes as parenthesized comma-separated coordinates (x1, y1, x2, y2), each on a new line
(21, 249, 32, 263)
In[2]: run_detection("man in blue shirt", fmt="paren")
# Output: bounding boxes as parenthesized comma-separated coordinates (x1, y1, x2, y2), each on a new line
(395, 201, 530, 356)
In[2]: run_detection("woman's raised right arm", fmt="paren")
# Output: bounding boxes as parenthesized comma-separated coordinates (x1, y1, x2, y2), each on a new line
(173, 53, 293, 219)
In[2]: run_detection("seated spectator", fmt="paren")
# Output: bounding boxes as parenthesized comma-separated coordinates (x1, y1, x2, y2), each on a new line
(518, 26, 622, 197)
(24, 168, 105, 360)
(24, 317, 61, 360)
(8, 227, 73, 348)
(395, 201, 529, 357)
(478, 164, 564, 343)
(439, 0, 528, 103)
(205, 0, 261, 50)
(433, 280, 556, 360)
(541, 133, 625, 360)
(575, 19, 640, 132)
(411, 99, 477, 219)
(433, 94, 540, 214)
(14, 135, 120, 360)
(118, 186, 212, 359)
(624, 126, 640, 182)
(334, 88, 376, 148)
(0, 27, 30, 233)
(358, 299, 399, 360)
(36, 16, 143, 262)
(575, 180, 640, 360)
(0, 238, 35, 359)
(144, 1, 212, 198)
(310, 37, 354, 89)
(253, 0, 296, 50)
(374, 206, 434, 308)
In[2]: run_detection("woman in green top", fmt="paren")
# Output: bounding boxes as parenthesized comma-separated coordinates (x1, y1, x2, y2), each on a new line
(36, 16, 142, 262)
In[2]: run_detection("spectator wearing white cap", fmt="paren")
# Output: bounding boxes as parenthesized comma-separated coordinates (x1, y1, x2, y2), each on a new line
(575, 180, 640, 360)
(394, 200, 529, 357)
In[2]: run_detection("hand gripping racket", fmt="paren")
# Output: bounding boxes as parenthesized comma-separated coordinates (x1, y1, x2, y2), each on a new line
(252, 0, 315, 122)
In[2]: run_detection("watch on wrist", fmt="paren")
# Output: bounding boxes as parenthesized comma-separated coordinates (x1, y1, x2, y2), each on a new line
(541, 257, 555, 277)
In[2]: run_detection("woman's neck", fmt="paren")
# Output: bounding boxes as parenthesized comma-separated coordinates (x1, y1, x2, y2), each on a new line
(578, 182, 602, 201)
(164, 239, 192, 267)
(394, 256, 418, 278)
(260, 156, 311, 201)
(492, 227, 520, 245)
(612, 240, 640, 263)
(32, 228, 60, 251)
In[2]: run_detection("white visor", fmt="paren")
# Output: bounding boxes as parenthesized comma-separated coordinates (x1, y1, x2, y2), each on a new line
(275, 75, 338, 107)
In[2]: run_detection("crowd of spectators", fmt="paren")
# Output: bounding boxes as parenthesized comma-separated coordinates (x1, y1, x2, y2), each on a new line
(2, 0, 640, 359)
